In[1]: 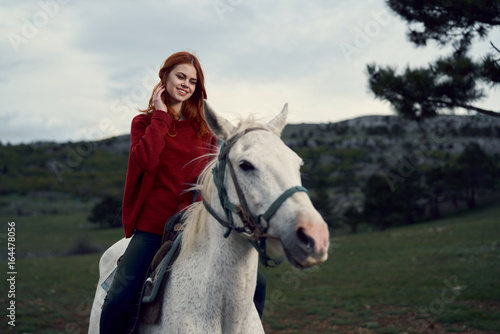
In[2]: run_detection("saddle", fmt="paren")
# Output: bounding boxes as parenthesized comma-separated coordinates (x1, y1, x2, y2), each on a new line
(122, 211, 187, 334)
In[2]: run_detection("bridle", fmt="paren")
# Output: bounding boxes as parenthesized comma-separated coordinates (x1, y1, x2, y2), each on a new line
(202, 127, 309, 267)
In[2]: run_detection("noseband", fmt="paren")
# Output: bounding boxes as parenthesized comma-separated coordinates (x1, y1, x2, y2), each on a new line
(202, 127, 309, 267)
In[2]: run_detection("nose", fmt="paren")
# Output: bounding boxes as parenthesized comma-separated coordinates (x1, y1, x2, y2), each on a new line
(295, 211, 330, 259)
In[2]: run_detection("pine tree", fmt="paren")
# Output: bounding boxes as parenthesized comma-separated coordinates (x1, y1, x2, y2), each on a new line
(367, 0, 500, 120)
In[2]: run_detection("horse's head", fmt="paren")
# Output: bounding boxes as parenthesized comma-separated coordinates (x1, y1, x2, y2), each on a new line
(203, 101, 329, 268)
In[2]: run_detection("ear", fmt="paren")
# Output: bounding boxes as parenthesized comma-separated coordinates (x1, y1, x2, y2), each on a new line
(267, 103, 288, 136)
(203, 100, 235, 141)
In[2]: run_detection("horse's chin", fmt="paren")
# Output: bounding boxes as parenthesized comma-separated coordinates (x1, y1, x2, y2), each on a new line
(267, 235, 328, 269)
(284, 248, 328, 269)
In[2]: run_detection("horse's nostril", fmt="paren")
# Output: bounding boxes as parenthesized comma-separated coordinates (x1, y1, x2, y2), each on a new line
(296, 227, 314, 250)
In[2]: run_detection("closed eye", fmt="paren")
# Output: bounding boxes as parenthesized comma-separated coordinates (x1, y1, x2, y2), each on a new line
(238, 160, 255, 172)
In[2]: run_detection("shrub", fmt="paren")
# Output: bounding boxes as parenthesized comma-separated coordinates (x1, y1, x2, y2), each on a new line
(88, 196, 122, 228)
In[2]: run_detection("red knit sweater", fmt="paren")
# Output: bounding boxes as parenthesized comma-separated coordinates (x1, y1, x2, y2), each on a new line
(122, 110, 216, 238)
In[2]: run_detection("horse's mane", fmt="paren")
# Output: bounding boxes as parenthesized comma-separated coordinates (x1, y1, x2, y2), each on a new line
(175, 116, 264, 265)
(174, 155, 216, 265)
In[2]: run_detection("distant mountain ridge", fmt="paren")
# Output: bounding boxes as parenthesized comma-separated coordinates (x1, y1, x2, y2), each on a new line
(21, 113, 500, 155)
(1, 114, 499, 203)
(283, 114, 500, 155)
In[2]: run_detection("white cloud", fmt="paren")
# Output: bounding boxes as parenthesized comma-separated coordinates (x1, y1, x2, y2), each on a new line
(1, 0, 498, 144)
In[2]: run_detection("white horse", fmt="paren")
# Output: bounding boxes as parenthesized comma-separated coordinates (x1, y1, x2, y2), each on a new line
(89, 102, 330, 333)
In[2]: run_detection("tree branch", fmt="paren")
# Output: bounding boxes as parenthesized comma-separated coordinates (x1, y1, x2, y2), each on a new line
(434, 99, 500, 117)
(491, 41, 500, 54)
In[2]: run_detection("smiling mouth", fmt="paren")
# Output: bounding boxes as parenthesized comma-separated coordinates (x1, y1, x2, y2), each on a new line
(177, 88, 188, 96)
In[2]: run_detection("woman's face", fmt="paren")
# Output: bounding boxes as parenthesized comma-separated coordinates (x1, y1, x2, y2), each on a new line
(165, 63, 197, 107)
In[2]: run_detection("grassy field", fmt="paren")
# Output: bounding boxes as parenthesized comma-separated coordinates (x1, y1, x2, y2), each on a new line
(0, 200, 499, 333)
(261, 204, 500, 334)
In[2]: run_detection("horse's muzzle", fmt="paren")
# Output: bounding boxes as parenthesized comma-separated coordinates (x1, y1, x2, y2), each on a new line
(285, 212, 330, 268)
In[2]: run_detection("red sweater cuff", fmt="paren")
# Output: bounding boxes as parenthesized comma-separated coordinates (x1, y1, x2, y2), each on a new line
(151, 110, 174, 127)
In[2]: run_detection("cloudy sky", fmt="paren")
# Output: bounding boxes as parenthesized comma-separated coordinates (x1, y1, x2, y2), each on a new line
(2, 0, 499, 144)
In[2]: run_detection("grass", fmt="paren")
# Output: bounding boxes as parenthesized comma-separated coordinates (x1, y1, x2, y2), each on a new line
(0, 195, 123, 334)
(0, 254, 102, 334)
(0, 198, 498, 333)
(0, 194, 122, 257)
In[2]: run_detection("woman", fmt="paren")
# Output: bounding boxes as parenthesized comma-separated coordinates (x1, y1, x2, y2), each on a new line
(100, 51, 216, 333)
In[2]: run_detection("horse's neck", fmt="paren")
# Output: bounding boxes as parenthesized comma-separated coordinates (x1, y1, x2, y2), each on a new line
(205, 215, 259, 308)
(165, 214, 261, 332)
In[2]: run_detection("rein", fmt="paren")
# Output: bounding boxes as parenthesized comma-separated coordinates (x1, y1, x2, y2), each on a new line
(203, 127, 309, 267)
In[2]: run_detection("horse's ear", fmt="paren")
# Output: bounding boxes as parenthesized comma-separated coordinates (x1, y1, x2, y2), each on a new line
(267, 103, 288, 136)
(203, 100, 235, 141)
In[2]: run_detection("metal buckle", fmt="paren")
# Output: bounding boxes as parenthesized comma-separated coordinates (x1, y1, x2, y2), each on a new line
(241, 231, 255, 238)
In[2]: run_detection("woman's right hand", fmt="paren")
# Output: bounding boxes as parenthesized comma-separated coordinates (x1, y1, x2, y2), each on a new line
(152, 85, 167, 112)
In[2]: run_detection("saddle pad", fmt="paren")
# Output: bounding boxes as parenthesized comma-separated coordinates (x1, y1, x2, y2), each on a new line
(139, 232, 183, 324)
(101, 267, 117, 293)
(142, 232, 183, 304)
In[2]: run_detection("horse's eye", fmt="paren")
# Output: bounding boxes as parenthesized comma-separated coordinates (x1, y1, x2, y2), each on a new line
(239, 160, 255, 172)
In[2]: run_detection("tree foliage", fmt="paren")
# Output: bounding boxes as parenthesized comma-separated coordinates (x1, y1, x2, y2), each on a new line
(342, 205, 363, 234)
(363, 171, 426, 230)
(454, 142, 497, 207)
(88, 196, 123, 228)
(360, 142, 498, 230)
(367, 0, 500, 120)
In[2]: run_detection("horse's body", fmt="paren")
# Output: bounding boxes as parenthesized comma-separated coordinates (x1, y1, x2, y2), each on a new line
(89, 102, 330, 333)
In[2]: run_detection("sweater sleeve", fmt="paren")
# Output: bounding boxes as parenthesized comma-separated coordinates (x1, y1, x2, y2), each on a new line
(129, 110, 173, 172)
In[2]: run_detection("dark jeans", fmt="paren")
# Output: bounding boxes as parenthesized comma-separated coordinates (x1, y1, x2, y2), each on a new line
(100, 230, 267, 333)
(254, 270, 267, 319)
(100, 230, 162, 334)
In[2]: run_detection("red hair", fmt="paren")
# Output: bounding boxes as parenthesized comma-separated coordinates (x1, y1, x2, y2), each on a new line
(139, 52, 210, 137)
